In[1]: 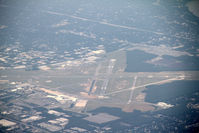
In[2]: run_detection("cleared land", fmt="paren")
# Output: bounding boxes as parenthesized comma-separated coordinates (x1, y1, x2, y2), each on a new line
(83, 113, 120, 124)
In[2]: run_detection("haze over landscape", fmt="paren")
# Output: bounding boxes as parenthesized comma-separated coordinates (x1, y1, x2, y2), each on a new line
(0, 0, 199, 132)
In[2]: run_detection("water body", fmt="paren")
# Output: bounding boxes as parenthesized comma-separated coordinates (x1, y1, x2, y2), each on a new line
(144, 80, 199, 132)
(144, 80, 199, 104)
(86, 80, 199, 132)
(186, 0, 199, 18)
(161, 55, 199, 71)
(125, 50, 199, 72)
(125, 50, 158, 72)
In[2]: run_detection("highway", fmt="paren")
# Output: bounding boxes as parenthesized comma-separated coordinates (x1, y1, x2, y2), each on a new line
(43, 10, 164, 35)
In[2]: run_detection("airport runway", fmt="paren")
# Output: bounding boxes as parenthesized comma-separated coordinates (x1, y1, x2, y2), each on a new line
(127, 75, 137, 104)
(88, 64, 101, 95)
(105, 76, 183, 96)
(100, 59, 116, 96)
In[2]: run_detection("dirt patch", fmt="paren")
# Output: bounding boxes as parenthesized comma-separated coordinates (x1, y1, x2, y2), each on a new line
(122, 102, 155, 112)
